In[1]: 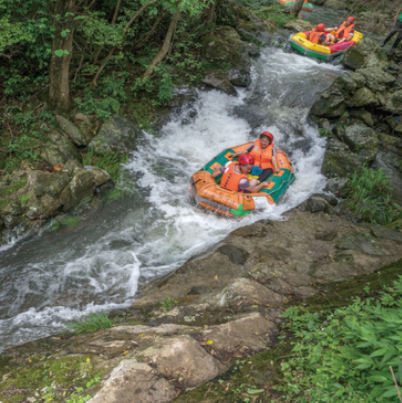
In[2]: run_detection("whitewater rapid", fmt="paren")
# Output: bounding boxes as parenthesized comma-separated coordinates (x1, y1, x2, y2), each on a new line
(0, 47, 343, 351)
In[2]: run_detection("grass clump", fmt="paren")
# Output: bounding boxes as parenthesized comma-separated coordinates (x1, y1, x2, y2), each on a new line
(344, 166, 400, 225)
(277, 276, 402, 402)
(67, 313, 113, 335)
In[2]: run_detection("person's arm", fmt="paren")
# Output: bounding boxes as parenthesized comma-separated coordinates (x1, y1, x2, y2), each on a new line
(248, 181, 269, 193)
(212, 168, 221, 178)
(394, 7, 402, 23)
(273, 157, 280, 174)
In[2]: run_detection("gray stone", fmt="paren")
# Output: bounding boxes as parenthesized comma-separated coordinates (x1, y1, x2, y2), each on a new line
(349, 109, 374, 127)
(343, 125, 379, 161)
(140, 335, 225, 388)
(40, 130, 82, 166)
(299, 196, 332, 214)
(64, 159, 83, 175)
(324, 0, 347, 9)
(25, 171, 70, 198)
(217, 244, 249, 265)
(324, 177, 349, 198)
(89, 116, 142, 155)
(85, 167, 113, 187)
(352, 87, 378, 107)
(56, 115, 89, 146)
(236, 20, 270, 46)
(283, 19, 314, 32)
(385, 90, 402, 115)
(386, 116, 398, 129)
(311, 82, 346, 117)
(60, 169, 96, 212)
(202, 73, 238, 96)
(88, 360, 176, 403)
(343, 38, 389, 71)
(246, 42, 260, 57)
(25, 194, 62, 220)
(357, 67, 395, 93)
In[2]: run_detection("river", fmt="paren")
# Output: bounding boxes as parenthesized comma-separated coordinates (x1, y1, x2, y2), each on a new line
(0, 10, 346, 351)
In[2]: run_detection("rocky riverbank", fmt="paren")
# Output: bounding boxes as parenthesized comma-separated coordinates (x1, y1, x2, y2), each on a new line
(1, 209, 402, 402)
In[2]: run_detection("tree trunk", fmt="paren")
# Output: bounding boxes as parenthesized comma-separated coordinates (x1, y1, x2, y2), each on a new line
(142, 10, 180, 79)
(291, 0, 305, 17)
(49, 0, 75, 113)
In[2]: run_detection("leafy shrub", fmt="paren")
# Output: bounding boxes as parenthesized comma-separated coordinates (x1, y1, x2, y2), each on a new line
(277, 277, 402, 402)
(67, 313, 113, 335)
(344, 166, 399, 225)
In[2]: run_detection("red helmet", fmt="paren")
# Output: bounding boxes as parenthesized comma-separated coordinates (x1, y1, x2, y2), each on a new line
(239, 154, 254, 165)
(347, 16, 355, 22)
(260, 131, 274, 142)
(316, 23, 325, 32)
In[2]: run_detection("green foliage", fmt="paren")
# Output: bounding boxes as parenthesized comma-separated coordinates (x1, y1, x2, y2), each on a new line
(66, 313, 114, 335)
(277, 276, 402, 402)
(344, 166, 400, 225)
(318, 128, 331, 137)
(159, 296, 177, 312)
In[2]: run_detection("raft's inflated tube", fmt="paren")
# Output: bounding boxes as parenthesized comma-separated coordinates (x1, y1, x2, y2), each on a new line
(290, 31, 364, 60)
(190, 142, 295, 217)
(276, 0, 313, 12)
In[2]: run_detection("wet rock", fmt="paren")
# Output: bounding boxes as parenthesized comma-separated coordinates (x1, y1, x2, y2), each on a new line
(315, 231, 338, 241)
(337, 74, 358, 93)
(246, 42, 260, 57)
(299, 196, 332, 214)
(56, 115, 90, 146)
(386, 116, 398, 130)
(312, 192, 339, 206)
(217, 244, 249, 265)
(73, 113, 98, 139)
(85, 167, 112, 188)
(202, 73, 238, 96)
(324, 0, 347, 9)
(198, 313, 277, 357)
(336, 232, 389, 256)
(343, 38, 389, 71)
(200, 27, 251, 87)
(322, 137, 364, 178)
(385, 90, 402, 115)
(283, 19, 314, 32)
(64, 159, 84, 175)
(60, 169, 96, 212)
(357, 67, 395, 93)
(25, 171, 70, 198)
(25, 194, 62, 220)
(236, 20, 271, 46)
(324, 177, 349, 198)
(370, 225, 402, 243)
(352, 87, 378, 107)
(88, 360, 176, 403)
(140, 335, 225, 387)
(40, 130, 82, 166)
(89, 116, 142, 155)
(217, 278, 282, 307)
(349, 109, 374, 126)
(342, 125, 379, 161)
(310, 82, 346, 117)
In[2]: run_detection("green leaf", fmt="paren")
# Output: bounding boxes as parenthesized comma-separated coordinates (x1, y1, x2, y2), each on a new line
(54, 49, 64, 57)
(247, 389, 265, 395)
(61, 29, 70, 38)
(370, 348, 387, 358)
(382, 388, 399, 398)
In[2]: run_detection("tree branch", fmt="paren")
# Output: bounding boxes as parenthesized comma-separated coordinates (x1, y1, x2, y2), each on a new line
(92, 0, 159, 86)
(142, 9, 180, 79)
(134, 10, 166, 50)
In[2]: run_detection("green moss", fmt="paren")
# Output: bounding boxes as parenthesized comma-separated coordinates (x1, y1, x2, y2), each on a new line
(63, 216, 81, 228)
(0, 179, 27, 199)
(0, 355, 103, 403)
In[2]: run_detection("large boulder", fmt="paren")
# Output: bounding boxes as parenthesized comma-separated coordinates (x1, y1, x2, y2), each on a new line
(385, 90, 402, 115)
(310, 82, 347, 117)
(356, 67, 396, 93)
(325, 177, 350, 198)
(25, 171, 70, 198)
(236, 20, 271, 45)
(343, 38, 389, 71)
(349, 109, 374, 126)
(56, 115, 90, 146)
(352, 87, 378, 107)
(88, 116, 142, 155)
(342, 125, 379, 161)
(60, 169, 96, 211)
(283, 19, 314, 32)
(202, 72, 238, 96)
(322, 137, 365, 178)
(40, 130, 82, 166)
(200, 26, 251, 87)
(25, 194, 62, 220)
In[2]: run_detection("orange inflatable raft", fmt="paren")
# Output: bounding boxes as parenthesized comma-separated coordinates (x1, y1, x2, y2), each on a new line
(190, 142, 295, 217)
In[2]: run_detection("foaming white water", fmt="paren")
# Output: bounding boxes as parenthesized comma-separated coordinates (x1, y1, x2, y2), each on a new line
(0, 47, 343, 351)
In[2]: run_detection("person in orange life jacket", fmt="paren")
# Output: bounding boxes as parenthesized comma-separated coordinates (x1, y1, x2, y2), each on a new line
(309, 24, 334, 46)
(212, 154, 269, 193)
(380, 6, 402, 54)
(326, 16, 355, 43)
(229, 132, 280, 182)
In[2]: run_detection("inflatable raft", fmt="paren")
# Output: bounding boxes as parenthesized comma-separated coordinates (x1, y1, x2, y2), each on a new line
(290, 30, 363, 60)
(277, 0, 313, 12)
(190, 142, 295, 218)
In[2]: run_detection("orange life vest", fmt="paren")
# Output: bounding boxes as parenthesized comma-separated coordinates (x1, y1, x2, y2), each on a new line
(335, 22, 354, 40)
(309, 29, 324, 44)
(249, 139, 274, 170)
(221, 162, 248, 192)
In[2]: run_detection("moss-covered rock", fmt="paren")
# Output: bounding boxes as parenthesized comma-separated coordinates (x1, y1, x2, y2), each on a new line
(342, 125, 379, 161)
(352, 86, 378, 107)
(343, 38, 389, 71)
(349, 109, 374, 126)
(385, 90, 402, 115)
(56, 115, 91, 146)
(40, 129, 82, 166)
(310, 82, 347, 117)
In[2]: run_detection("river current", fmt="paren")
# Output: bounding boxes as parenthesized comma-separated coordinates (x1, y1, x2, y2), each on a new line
(0, 16, 345, 351)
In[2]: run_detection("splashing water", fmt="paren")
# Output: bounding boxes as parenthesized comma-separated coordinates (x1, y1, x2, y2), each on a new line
(0, 47, 343, 351)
